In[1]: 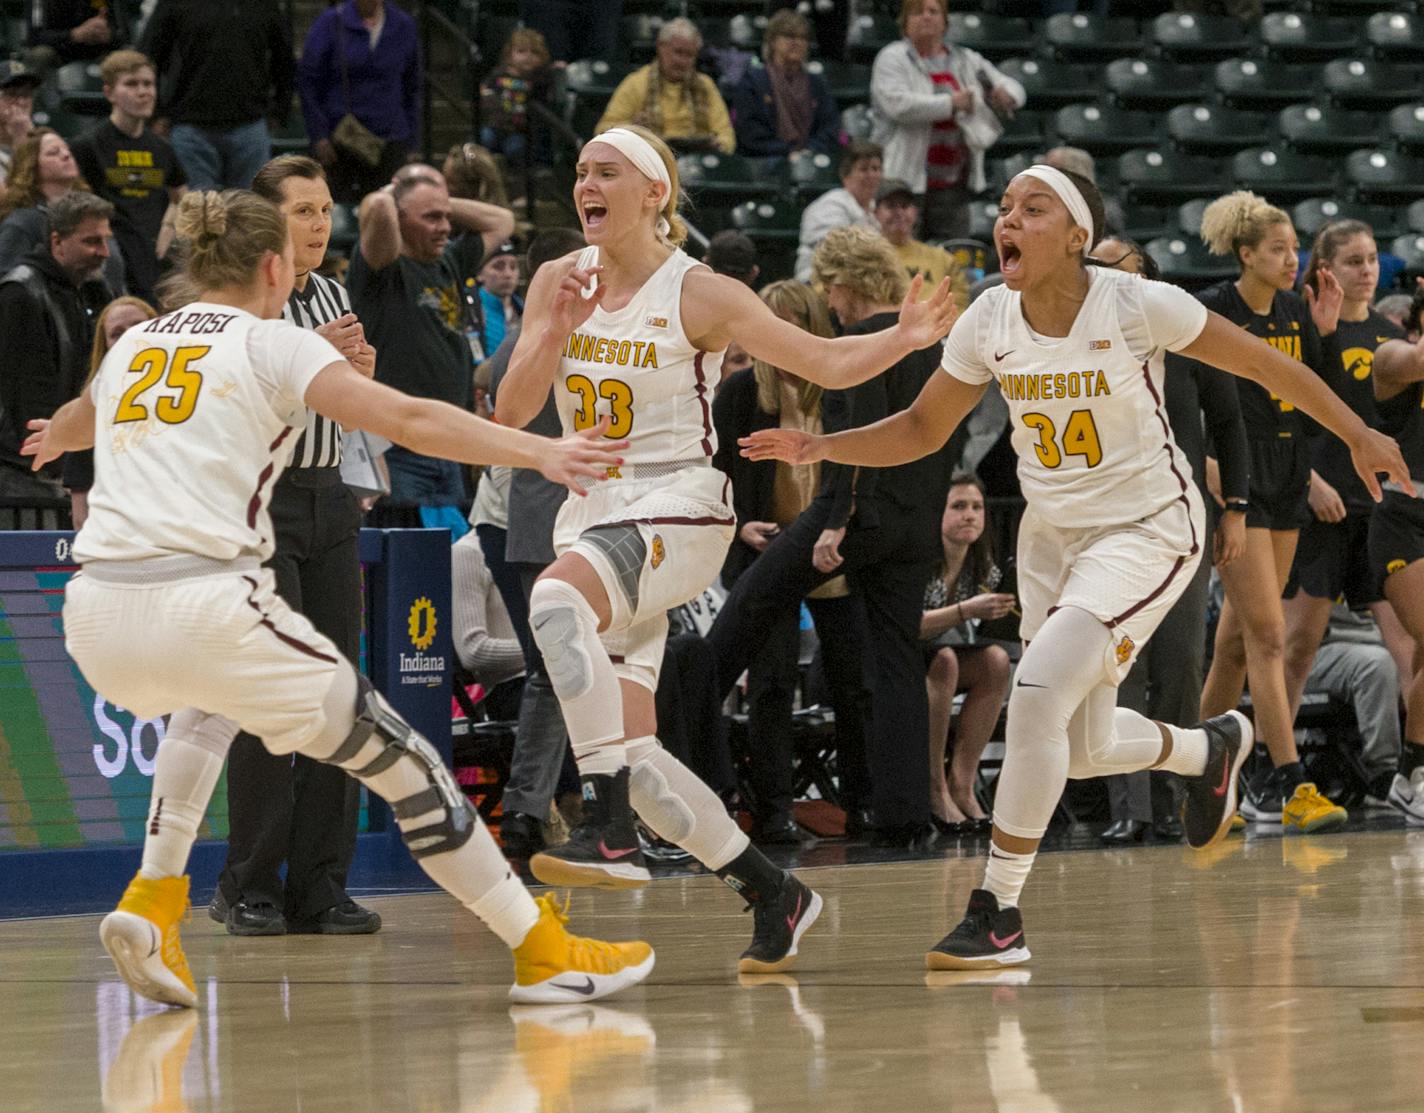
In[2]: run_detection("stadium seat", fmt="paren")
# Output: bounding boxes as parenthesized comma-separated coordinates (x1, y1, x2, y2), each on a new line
(270, 115, 310, 156)
(1178, 198, 1210, 237)
(1365, 11, 1424, 59)
(1346, 148, 1424, 203)
(1388, 233, 1424, 280)
(985, 151, 1038, 196)
(52, 62, 105, 116)
(729, 14, 769, 51)
(845, 12, 899, 64)
(995, 57, 1099, 109)
(565, 59, 635, 101)
(1122, 204, 1176, 243)
(840, 103, 876, 140)
(1407, 199, 1424, 234)
(676, 152, 783, 200)
(1278, 104, 1383, 155)
(1053, 104, 1161, 157)
(620, 14, 664, 63)
(1118, 148, 1225, 206)
(967, 199, 999, 244)
(994, 108, 1044, 157)
(1232, 147, 1337, 203)
(1166, 104, 1273, 156)
(788, 151, 839, 201)
(731, 197, 799, 240)
(1104, 58, 1208, 111)
(1388, 104, 1424, 153)
(1041, 14, 1142, 62)
(946, 12, 1037, 60)
(1152, 12, 1251, 62)
(1294, 198, 1402, 240)
(1145, 236, 1238, 286)
(806, 60, 870, 107)
(1258, 13, 1362, 60)
(1213, 59, 1317, 111)
(1322, 59, 1424, 110)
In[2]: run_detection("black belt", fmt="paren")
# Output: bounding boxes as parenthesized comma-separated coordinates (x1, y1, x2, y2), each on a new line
(278, 466, 343, 488)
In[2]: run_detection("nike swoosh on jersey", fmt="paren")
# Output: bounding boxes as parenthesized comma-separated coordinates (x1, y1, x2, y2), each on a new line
(1015, 678, 1048, 689)
(994, 350, 1014, 362)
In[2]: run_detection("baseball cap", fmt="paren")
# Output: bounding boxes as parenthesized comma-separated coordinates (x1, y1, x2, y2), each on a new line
(0, 61, 42, 92)
(874, 178, 917, 206)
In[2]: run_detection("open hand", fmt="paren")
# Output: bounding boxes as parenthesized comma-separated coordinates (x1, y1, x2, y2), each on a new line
(550, 262, 606, 335)
(1351, 428, 1413, 501)
(540, 417, 629, 495)
(739, 428, 826, 465)
(1307, 470, 1346, 523)
(1303, 267, 1343, 337)
(897, 274, 959, 351)
(20, 418, 58, 471)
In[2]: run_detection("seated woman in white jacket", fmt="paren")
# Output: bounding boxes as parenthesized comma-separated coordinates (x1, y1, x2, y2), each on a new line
(870, 0, 1025, 240)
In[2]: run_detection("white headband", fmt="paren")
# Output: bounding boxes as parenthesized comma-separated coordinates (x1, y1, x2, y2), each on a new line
(1019, 164, 1093, 255)
(587, 128, 673, 239)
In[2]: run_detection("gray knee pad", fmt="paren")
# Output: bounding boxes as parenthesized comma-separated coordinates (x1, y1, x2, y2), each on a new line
(327, 677, 476, 859)
(629, 760, 697, 844)
(580, 523, 646, 611)
(529, 577, 598, 702)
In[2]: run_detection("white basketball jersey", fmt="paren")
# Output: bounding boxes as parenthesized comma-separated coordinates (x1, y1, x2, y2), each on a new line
(942, 268, 1209, 529)
(74, 304, 343, 564)
(554, 249, 724, 466)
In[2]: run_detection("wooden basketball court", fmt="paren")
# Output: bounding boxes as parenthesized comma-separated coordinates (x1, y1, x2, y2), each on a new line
(4, 828, 1421, 1112)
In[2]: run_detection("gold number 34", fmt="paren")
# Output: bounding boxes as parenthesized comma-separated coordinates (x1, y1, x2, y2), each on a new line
(115, 345, 209, 425)
(1021, 408, 1103, 469)
(566, 373, 634, 437)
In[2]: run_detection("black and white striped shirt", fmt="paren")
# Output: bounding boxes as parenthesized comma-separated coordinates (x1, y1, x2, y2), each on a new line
(284, 271, 352, 468)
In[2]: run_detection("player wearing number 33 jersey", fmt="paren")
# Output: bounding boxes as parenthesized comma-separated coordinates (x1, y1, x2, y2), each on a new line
(941, 265, 1209, 679)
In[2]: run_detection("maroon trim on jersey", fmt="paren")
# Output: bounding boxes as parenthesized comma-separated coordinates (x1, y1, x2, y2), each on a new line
(247, 428, 296, 529)
(693, 351, 714, 456)
(603, 515, 736, 528)
(1106, 550, 1189, 627)
(241, 575, 339, 663)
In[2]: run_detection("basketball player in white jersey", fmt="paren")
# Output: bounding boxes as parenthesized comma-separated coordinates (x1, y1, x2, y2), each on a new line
(497, 124, 957, 972)
(24, 188, 655, 1008)
(742, 165, 1410, 968)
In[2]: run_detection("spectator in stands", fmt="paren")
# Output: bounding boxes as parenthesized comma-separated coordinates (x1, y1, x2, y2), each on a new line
(0, 63, 41, 186)
(711, 228, 968, 849)
(70, 51, 186, 302)
(479, 28, 555, 172)
(140, 0, 295, 189)
(444, 141, 510, 209)
(1045, 147, 1124, 238)
(595, 19, 735, 155)
(712, 279, 872, 845)
(730, 9, 841, 162)
(705, 229, 760, 287)
(518, 0, 620, 64)
(452, 507, 527, 721)
(471, 240, 523, 365)
(794, 139, 881, 282)
(920, 474, 1013, 834)
(869, 0, 1024, 240)
(422, 153, 515, 292)
(298, 0, 421, 204)
(722, 341, 752, 380)
(0, 192, 112, 503)
(1377, 293, 1414, 336)
(0, 128, 125, 294)
(26, 0, 120, 71)
(872, 178, 969, 310)
(64, 294, 156, 529)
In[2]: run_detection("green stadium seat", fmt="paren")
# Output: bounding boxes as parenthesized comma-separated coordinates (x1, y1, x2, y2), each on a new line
(984, 151, 1037, 196)
(1152, 12, 1251, 62)
(1178, 198, 1210, 237)
(995, 57, 1098, 109)
(806, 60, 870, 108)
(1388, 103, 1424, 153)
(1042, 14, 1142, 62)
(840, 103, 876, 141)
(730, 197, 799, 241)
(845, 13, 898, 64)
(1294, 198, 1402, 241)
(52, 62, 106, 116)
(946, 13, 1037, 60)
(1053, 104, 1162, 157)
(1406, 199, 1424, 234)
(620, 14, 664, 63)
(1166, 104, 1273, 156)
(1259, 13, 1362, 60)
(1278, 104, 1382, 155)
(729, 14, 767, 51)
(1118, 148, 1226, 205)
(1104, 58, 1207, 111)
(565, 59, 636, 101)
(1146, 236, 1238, 286)
(994, 108, 1044, 157)
(1365, 11, 1424, 59)
(788, 151, 839, 201)
(1231, 147, 1337, 203)
(1346, 148, 1424, 203)
(1323, 59, 1424, 110)
(967, 199, 999, 243)
(1213, 58, 1317, 111)
(1122, 204, 1176, 243)
(676, 152, 783, 201)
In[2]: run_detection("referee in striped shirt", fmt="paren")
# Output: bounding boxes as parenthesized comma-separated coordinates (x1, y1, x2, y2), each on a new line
(209, 156, 382, 936)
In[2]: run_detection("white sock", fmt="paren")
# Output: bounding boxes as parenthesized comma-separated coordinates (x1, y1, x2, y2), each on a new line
(467, 870, 541, 949)
(627, 737, 748, 870)
(983, 843, 1037, 909)
(139, 711, 236, 879)
(528, 577, 626, 775)
(1153, 722, 1209, 777)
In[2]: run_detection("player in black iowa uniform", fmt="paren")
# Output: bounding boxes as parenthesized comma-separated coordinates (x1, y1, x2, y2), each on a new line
(1368, 319, 1424, 824)
(1282, 221, 1416, 806)
(1188, 192, 1349, 833)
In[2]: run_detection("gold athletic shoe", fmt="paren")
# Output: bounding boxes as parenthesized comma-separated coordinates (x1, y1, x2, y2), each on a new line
(99, 873, 197, 1008)
(1282, 782, 1348, 834)
(509, 894, 655, 1005)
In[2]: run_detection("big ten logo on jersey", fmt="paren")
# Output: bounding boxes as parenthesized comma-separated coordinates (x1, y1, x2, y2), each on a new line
(400, 596, 445, 686)
(91, 697, 167, 779)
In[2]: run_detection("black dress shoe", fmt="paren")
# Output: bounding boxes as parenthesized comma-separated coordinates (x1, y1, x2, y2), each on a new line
(208, 890, 228, 924)
(1100, 819, 1147, 845)
(499, 811, 545, 859)
(872, 821, 940, 852)
(289, 900, 382, 935)
(969, 817, 992, 836)
(753, 817, 812, 846)
(932, 816, 965, 836)
(843, 807, 874, 839)
(1153, 815, 1185, 842)
(225, 899, 286, 937)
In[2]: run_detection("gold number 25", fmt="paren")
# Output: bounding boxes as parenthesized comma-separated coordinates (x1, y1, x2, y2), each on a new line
(115, 345, 208, 425)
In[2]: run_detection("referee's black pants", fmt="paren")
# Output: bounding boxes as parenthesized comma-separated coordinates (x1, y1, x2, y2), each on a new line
(708, 496, 938, 830)
(217, 468, 364, 923)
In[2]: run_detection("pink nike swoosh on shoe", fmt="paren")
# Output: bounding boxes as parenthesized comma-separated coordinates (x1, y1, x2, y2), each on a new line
(1212, 753, 1230, 797)
(598, 841, 640, 860)
(989, 929, 1022, 949)
(785, 892, 803, 933)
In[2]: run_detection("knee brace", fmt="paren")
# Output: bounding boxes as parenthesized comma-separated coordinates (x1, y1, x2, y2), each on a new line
(629, 757, 697, 844)
(326, 677, 477, 860)
(578, 523, 647, 613)
(529, 577, 602, 703)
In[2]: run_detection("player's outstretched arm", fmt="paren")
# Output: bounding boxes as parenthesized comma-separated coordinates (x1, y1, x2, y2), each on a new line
(741, 370, 984, 469)
(496, 253, 602, 429)
(684, 270, 959, 391)
(306, 361, 626, 494)
(21, 394, 97, 471)
(1181, 311, 1413, 500)
(1372, 336, 1424, 399)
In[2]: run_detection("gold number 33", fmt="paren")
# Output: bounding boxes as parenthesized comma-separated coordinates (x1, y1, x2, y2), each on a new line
(566, 373, 634, 437)
(115, 346, 208, 425)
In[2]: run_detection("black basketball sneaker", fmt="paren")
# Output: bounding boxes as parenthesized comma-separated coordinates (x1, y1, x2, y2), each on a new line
(1181, 710, 1253, 850)
(737, 872, 823, 974)
(530, 769, 651, 889)
(925, 889, 1030, 970)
